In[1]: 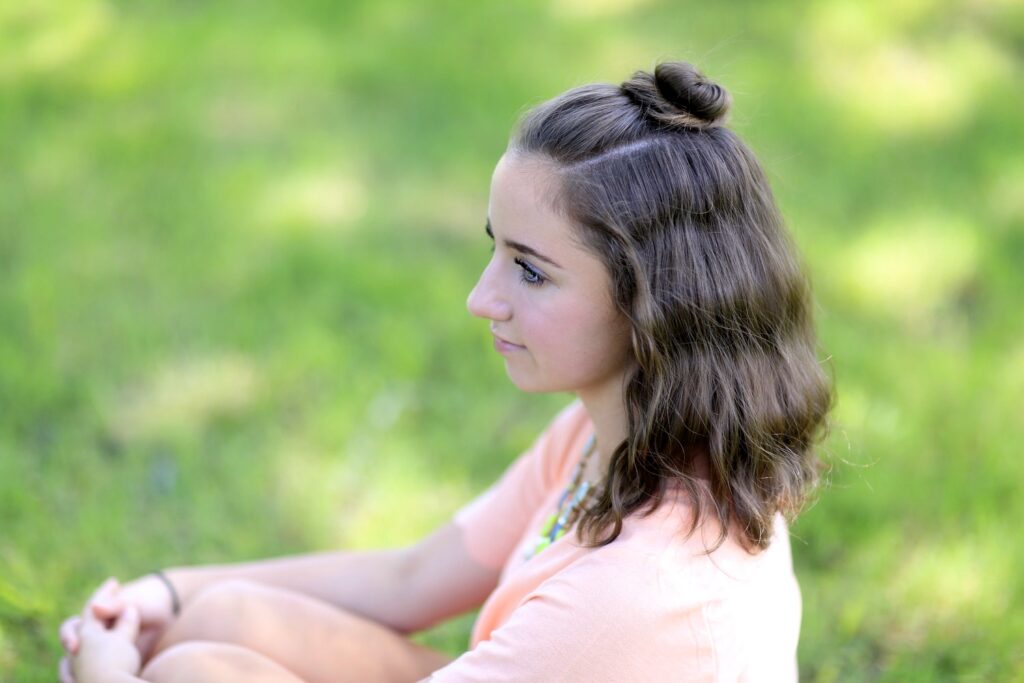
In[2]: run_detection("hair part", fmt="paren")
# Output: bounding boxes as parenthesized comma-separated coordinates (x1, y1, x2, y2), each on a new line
(509, 62, 833, 552)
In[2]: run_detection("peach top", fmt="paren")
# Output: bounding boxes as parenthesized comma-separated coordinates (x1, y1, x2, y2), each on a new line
(429, 400, 801, 682)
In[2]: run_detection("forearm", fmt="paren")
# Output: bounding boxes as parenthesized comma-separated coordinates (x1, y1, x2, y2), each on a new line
(164, 546, 418, 632)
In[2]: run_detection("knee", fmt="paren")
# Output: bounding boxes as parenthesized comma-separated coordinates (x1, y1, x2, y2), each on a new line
(154, 579, 266, 651)
(178, 578, 271, 629)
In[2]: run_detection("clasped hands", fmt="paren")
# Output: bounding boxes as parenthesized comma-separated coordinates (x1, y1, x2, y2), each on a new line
(58, 575, 177, 683)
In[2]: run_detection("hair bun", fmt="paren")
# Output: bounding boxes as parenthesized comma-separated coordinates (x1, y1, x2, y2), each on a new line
(621, 61, 731, 130)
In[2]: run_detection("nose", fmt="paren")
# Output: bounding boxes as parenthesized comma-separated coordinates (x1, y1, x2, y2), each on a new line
(466, 262, 512, 321)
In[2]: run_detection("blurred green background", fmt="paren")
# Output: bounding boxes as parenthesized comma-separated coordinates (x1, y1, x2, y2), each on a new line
(2, 0, 1022, 680)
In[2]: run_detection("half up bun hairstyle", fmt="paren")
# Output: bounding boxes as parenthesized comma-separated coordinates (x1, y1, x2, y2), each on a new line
(621, 62, 732, 129)
(509, 61, 832, 552)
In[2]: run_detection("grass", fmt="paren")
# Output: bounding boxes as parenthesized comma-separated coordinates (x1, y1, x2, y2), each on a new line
(1, 0, 1022, 680)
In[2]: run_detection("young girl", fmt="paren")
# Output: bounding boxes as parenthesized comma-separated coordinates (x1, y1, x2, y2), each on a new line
(60, 61, 831, 682)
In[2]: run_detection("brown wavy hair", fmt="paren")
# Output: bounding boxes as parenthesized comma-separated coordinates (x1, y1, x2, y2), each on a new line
(509, 62, 833, 552)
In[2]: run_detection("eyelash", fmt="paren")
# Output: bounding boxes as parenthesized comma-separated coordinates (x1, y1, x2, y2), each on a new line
(515, 257, 546, 286)
(487, 244, 546, 287)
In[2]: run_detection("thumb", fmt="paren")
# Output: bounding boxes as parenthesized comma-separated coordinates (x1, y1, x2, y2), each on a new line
(114, 605, 141, 641)
(92, 595, 125, 619)
(92, 577, 120, 602)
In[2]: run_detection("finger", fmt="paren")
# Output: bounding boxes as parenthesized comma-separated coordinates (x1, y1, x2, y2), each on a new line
(84, 577, 120, 611)
(94, 577, 125, 626)
(84, 582, 123, 629)
(59, 616, 82, 654)
(81, 603, 110, 632)
(91, 594, 125, 620)
(59, 656, 76, 683)
(114, 605, 141, 640)
(91, 577, 120, 603)
(81, 577, 118, 623)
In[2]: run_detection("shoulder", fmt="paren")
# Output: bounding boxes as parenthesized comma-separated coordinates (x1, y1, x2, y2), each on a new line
(437, 538, 717, 681)
(549, 509, 801, 674)
(477, 539, 719, 680)
(436, 510, 800, 681)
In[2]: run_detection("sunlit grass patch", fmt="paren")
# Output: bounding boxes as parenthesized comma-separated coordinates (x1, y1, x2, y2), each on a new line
(831, 382, 900, 443)
(340, 441, 475, 548)
(552, 0, 655, 20)
(253, 168, 369, 235)
(270, 434, 361, 546)
(271, 438, 470, 550)
(105, 353, 262, 443)
(0, 1, 111, 84)
(885, 537, 1011, 647)
(837, 212, 979, 323)
(804, 0, 1014, 136)
(987, 159, 1024, 228)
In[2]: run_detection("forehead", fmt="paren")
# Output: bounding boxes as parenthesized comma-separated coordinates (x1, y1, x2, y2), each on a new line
(488, 154, 577, 251)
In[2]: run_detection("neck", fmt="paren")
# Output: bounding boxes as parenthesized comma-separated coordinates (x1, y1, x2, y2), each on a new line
(576, 376, 630, 483)
(576, 372, 714, 491)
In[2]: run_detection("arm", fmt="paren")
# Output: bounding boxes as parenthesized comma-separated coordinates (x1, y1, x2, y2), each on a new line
(62, 520, 501, 655)
(62, 402, 578, 682)
(80, 400, 572, 640)
(157, 403, 575, 630)
(162, 519, 499, 633)
(61, 521, 500, 681)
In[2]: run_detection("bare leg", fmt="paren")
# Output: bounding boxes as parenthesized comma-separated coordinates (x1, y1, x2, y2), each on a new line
(148, 580, 455, 683)
(142, 641, 306, 683)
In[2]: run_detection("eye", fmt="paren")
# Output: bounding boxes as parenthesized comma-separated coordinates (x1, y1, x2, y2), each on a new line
(485, 221, 494, 254)
(515, 257, 546, 287)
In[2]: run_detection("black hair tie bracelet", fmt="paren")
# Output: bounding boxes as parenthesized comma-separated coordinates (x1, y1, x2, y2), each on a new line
(151, 570, 181, 617)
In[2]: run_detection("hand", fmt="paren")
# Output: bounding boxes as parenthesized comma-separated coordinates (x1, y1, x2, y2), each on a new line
(59, 575, 177, 683)
(69, 603, 142, 683)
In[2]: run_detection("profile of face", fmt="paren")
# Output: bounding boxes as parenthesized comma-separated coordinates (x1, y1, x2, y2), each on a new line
(467, 153, 635, 399)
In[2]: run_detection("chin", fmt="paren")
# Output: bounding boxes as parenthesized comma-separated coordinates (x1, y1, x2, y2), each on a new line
(506, 376, 549, 393)
(505, 370, 572, 394)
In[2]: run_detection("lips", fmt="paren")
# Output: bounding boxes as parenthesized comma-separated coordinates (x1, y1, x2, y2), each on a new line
(491, 331, 525, 353)
(493, 333, 523, 347)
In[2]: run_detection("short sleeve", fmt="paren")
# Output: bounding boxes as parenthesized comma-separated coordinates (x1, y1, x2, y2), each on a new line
(452, 401, 584, 571)
(427, 550, 716, 682)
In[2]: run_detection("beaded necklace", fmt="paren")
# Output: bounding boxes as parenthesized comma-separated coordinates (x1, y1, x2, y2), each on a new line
(524, 434, 600, 560)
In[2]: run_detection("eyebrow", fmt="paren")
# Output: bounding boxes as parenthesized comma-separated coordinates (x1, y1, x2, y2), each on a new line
(485, 219, 564, 270)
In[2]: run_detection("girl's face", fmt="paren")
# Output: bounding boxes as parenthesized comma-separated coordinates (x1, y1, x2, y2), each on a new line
(467, 153, 634, 398)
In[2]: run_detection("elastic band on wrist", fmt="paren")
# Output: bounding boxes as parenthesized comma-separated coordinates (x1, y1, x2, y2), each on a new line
(151, 570, 181, 616)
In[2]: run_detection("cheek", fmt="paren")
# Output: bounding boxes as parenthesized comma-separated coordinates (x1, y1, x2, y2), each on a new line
(582, 309, 633, 367)
(515, 290, 630, 363)
(555, 307, 626, 361)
